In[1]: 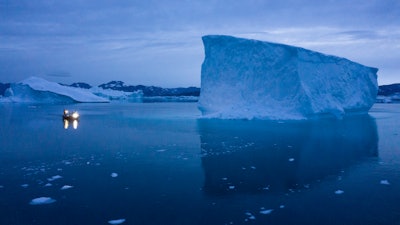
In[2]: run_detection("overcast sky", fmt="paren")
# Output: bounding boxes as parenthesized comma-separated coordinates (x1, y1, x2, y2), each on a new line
(1, 0, 399, 87)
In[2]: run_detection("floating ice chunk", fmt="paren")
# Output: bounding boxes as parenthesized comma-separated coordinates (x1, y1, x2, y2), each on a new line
(61, 185, 74, 190)
(279, 205, 285, 209)
(245, 212, 256, 220)
(260, 209, 273, 215)
(44, 183, 52, 187)
(335, 190, 344, 195)
(221, 177, 228, 181)
(380, 180, 390, 185)
(48, 175, 62, 181)
(29, 197, 56, 205)
(21, 184, 29, 188)
(228, 185, 235, 190)
(0, 185, 4, 188)
(156, 149, 167, 152)
(108, 219, 126, 224)
(288, 158, 295, 162)
(111, 173, 118, 178)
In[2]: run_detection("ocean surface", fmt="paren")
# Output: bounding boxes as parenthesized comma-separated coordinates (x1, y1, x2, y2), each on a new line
(0, 102, 399, 225)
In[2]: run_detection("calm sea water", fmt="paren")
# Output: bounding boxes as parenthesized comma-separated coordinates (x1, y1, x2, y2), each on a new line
(0, 103, 399, 225)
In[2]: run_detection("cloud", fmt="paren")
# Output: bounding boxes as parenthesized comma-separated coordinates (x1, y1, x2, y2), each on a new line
(46, 72, 71, 78)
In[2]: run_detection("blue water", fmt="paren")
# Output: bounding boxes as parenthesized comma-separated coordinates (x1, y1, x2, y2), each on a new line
(0, 103, 399, 225)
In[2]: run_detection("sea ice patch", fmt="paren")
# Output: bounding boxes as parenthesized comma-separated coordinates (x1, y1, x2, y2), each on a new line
(48, 175, 62, 181)
(380, 180, 390, 185)
(61, 185, 74, 190)
(335, 190, 344, 195)
(29, 197, 56, 205)
(244, 212, 256, 221)
(108, 218, 126, 224)
(111, 173, 118, 178)
(260, 209, 273, 215)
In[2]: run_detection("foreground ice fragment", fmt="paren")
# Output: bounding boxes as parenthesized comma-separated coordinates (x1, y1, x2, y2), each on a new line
(61, 185, 74, 190)
(29, 197, 56, 205)
(48, 175, 63, 181)
(108, 219, 126, 224)
(260, 209, 273, 215)
(111, 173, 118, 178)
(335, 190, 344, 195)
(380, 180, 390, 185)
(199, 35, 378, 120)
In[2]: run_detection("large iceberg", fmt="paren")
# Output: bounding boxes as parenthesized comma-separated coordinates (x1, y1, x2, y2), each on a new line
(3, 77, 109, 103)
(198, 35, 378, 120)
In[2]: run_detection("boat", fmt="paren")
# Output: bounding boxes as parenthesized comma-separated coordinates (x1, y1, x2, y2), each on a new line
(63, 109, 80, 121)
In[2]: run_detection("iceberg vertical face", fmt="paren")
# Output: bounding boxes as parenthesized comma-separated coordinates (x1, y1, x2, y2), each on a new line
(198, 35, 378, 120)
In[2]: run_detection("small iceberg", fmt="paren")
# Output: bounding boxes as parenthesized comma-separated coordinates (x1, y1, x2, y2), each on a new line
(29, 197, 56, 205)
(111, 173, 118, 178)
(334, 190, 344, 195)
(48, 175, 62, 181)
(108, 218, 126, 224)
(245, 212, 256, 220)
(260, 209, 273, 215)
(60, 185, 74, 190)
(380, 180, 390, 185)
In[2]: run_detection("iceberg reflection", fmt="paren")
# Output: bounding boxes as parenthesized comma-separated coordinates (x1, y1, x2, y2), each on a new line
(198, 115, 378, 195)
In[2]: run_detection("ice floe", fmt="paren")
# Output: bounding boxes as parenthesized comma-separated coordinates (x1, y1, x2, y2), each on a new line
(111, 173, 118, 178)
(48, 175, 62, 181)
(21, 184, 29, 188)
(335, 190, 344, 195)
(245, 212, 256, 221)
(61, 185, 74, 190)
(29, 197, 56, 205)
(108, 218, 126, 224)
(380, 180, 390, 185)
(260, 209, 273, 215)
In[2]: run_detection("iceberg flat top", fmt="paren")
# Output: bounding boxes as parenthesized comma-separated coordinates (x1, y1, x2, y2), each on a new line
(198, 35, 378, 120)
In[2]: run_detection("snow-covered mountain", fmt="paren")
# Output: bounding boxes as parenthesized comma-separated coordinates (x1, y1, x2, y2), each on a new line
(98, 81, 200, 97)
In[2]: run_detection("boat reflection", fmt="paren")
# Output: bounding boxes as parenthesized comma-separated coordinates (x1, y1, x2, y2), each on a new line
(198, 115, 378, 195)
(63, 119, 79, 129)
